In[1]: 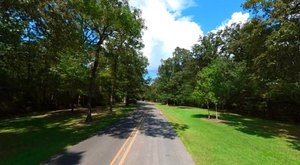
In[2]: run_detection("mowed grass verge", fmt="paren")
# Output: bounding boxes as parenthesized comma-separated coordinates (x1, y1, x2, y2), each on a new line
(0, 105, 135, 165)
(155, 103, 300, 165)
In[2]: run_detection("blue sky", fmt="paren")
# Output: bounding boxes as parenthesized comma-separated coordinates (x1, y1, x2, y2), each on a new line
(183, 0, 247, 33)
(129, 0, 249, 79)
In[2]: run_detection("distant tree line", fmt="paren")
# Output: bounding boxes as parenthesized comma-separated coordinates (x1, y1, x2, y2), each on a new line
(0, 0, 148, 121)
(144, 0, 300, 122)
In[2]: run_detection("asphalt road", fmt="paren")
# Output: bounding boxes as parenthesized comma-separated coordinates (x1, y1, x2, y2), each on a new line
(43, 101, 195, 165)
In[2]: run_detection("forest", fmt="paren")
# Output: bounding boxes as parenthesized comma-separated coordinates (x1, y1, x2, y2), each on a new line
(145, 0, 300, 123)
(1, 0, 299, 123)
(0, 0, 148, 122)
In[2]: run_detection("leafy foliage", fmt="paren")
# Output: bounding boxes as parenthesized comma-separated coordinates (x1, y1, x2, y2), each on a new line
(148, 0, 300, 122)
(0, 0, 148, 118)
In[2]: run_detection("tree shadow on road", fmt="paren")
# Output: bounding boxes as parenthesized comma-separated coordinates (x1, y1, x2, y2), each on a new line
(99, 102, 147, 139)
(41, 151, 84, 165)
(139, 114, 179, 140)
(100, 115, 139, 139)
(101, 102, 189, 140)
(139, 102, 189, 139)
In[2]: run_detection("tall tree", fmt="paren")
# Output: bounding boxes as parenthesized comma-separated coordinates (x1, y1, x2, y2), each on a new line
(73, 0, 145, 122)
(0, 0, 147, 119)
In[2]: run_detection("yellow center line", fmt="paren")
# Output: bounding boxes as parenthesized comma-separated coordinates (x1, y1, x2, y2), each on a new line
(109, 127, 137, 165)
(110, 113, 145, 165)
(118, 117, 144, 165)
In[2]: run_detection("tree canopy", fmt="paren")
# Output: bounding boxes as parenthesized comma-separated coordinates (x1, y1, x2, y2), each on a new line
(0, 0, 148, 121)
(146, 0, 300, 122)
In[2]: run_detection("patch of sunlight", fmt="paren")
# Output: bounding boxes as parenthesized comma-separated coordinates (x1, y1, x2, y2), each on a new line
(0, 127, 28, 133)
(93, 113, 107, 117)
(92, 112, 110, 119)
(278, 129, 290, 137)
(63, 119, 86, 128)
(241, 118, 254, 121)
(1, 116, 31, 124)
(29, 114, 48, 119)
(45, 122, 62, 128)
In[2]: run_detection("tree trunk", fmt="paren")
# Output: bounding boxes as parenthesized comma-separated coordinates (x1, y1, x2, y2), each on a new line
(86, 47, 101, 123)
(86, 83, 93, 123)
(123, 95, 129, 106)
(77, 95, 81, 107)
(123, 96, 126, 104)
(125, 95, 129, 106)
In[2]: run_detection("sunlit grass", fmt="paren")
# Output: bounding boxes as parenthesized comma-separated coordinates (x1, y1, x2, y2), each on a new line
(0, 105, 135, 165)
(156, 104, 300, 165)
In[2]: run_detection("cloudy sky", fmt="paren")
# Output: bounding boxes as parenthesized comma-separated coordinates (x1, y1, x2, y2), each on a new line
(129, 0, 249, 78)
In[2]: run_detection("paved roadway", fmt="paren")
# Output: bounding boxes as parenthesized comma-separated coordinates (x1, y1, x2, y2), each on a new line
(43, 101, 195, 165)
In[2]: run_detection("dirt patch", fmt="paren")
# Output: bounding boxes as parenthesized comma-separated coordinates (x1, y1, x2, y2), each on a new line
(200, 118, 226, 123)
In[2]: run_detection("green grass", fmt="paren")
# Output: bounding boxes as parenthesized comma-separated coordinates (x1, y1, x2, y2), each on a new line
(0, 105, 135, 165)
(155, 104, 300, 165)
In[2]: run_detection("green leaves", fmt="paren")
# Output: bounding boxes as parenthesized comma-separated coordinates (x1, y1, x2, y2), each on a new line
(194, 57, 233, 106)
(155, 48, 195, 105)
(152, 0, 299, 122)
(0, 0, 147, 114)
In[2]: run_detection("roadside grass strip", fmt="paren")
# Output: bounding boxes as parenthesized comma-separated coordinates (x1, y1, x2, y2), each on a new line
(155, 103, 300, 165)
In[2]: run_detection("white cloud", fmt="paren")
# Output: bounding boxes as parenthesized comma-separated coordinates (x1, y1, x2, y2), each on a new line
(212, 12, 249, 33)
(130, 0, 203, 71)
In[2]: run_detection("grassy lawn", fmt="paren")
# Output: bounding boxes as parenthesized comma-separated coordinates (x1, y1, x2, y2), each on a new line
(0, 105, 135, 165)
(155, 103, 300, 165)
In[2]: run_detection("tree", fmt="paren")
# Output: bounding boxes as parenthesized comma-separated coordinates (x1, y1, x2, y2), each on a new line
(191, 33, 221, 72)
(0, 0, 147, 120)
(156, 58, 174, 104)
(51, 49, 89, 111)
(118, 49, 148, 105)
(194, 57, 246, 119)
(156, 47, 195, 105)
(193, 73, 214, 119)
(237, 0, 300, 120)
(73, 0, 145, 122)
(0, 0, 85, 112)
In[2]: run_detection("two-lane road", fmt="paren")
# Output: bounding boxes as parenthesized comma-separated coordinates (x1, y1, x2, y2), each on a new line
(43, 101, 195, 165)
